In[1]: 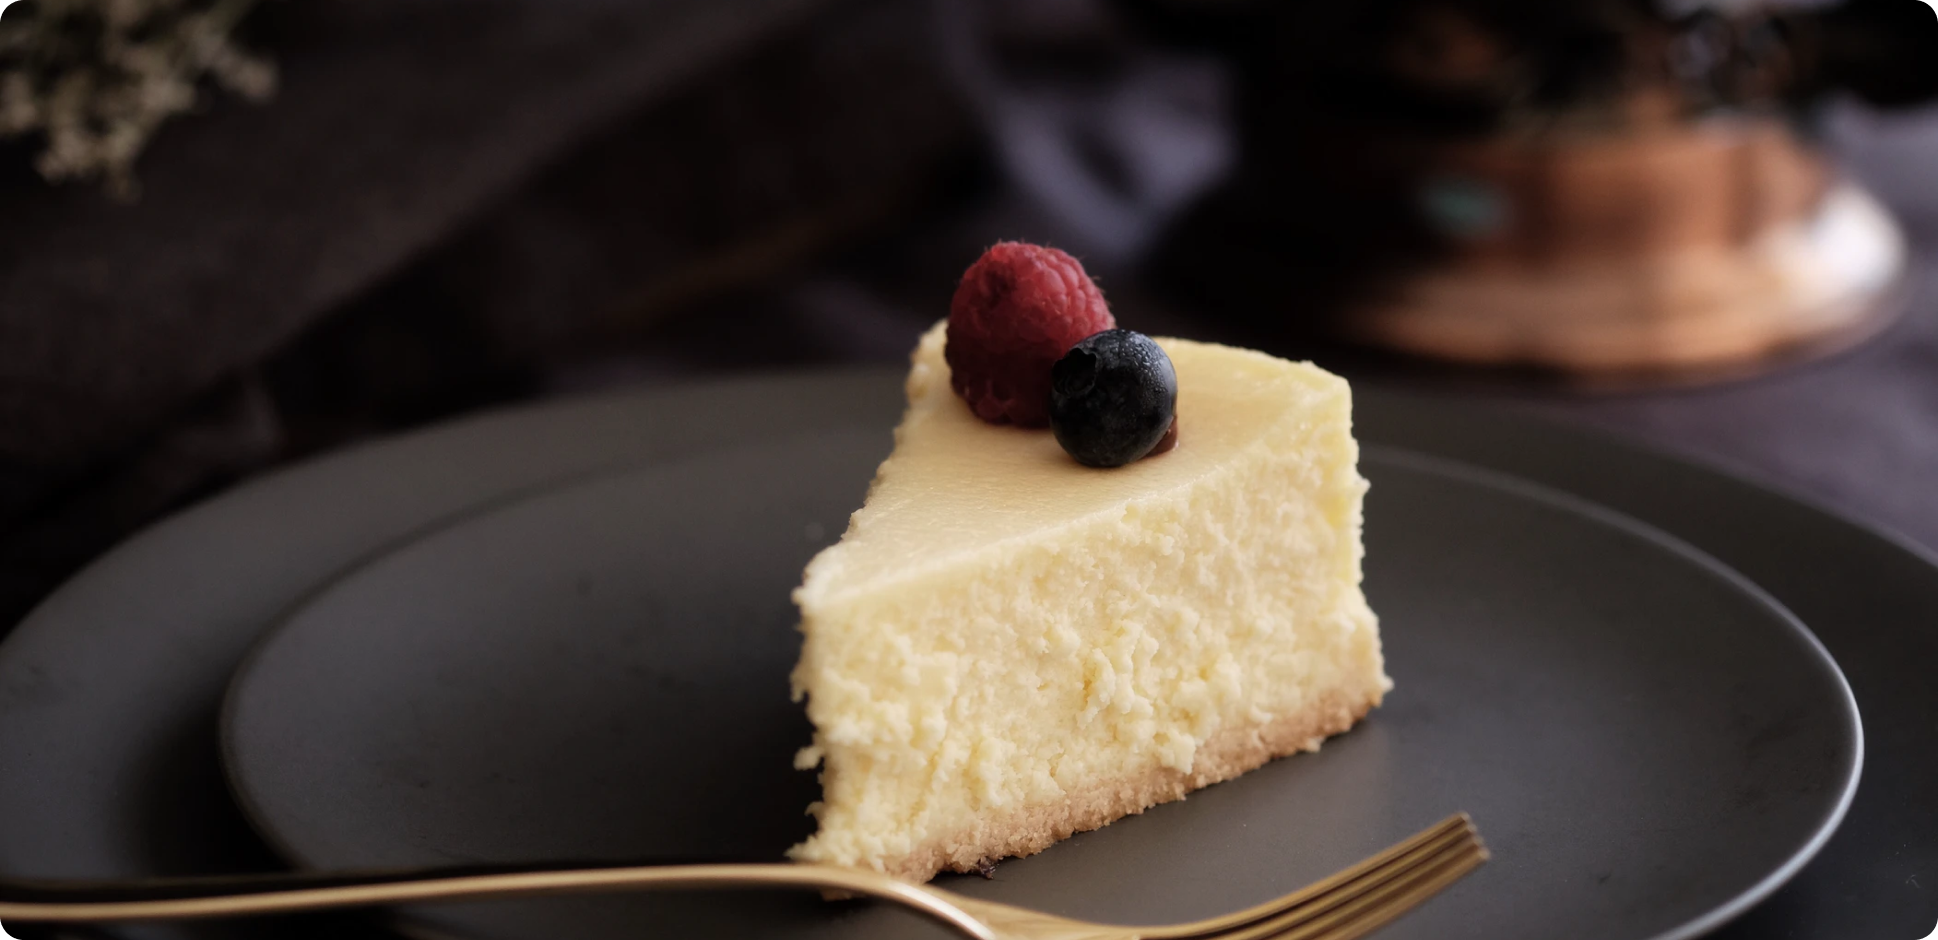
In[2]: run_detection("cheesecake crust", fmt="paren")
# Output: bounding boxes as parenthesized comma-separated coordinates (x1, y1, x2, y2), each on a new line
(878, 686, 1385, 882)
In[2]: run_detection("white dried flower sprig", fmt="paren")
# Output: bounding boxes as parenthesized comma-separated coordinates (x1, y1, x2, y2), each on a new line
(0, 0, 274, 196)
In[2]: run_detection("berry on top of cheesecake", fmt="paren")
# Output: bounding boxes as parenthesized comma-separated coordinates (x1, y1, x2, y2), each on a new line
(946, 242, 1179, 467)
(945, 242, 1113, 428)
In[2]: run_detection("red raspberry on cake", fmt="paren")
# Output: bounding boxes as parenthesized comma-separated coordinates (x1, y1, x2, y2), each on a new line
(946, 242, 1115, 427)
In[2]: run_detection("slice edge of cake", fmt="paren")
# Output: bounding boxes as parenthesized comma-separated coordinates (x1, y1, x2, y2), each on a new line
(788, 322, 1389, 881)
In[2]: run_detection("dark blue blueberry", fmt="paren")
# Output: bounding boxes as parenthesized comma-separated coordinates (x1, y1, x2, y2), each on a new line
(1049, 329, 1178, 468)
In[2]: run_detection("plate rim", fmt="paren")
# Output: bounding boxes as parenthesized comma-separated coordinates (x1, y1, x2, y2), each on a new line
(1360, 447, 1865, 940)
(216, 440, 1864, 940)
(212, 432, 855, 870)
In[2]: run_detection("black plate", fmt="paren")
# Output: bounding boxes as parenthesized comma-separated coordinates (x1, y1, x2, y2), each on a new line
(218, 435, 1858, 940)
(0, 370, 1930, 939)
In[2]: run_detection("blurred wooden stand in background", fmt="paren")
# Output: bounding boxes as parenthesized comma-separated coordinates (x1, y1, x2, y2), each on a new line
(1135, 0, 1934, 384)
(1350, 116, 1906, 375)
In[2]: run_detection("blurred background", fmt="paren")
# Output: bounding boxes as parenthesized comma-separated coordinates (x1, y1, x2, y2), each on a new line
(0, 0, 1934, 629)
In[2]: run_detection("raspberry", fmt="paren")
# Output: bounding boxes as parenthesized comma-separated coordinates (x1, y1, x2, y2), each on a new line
(946, 242, 1115, 427)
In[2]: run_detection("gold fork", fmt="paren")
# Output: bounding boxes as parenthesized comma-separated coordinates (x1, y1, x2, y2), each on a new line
(0, 814, 1485, 940)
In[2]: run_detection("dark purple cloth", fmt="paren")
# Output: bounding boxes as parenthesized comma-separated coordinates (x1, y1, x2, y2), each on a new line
(0, 0, 974, 624)
(0, 0, 827, 469)
(0, 0, 1933, 625)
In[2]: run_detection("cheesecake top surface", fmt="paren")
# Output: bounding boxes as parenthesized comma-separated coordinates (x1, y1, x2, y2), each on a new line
(798, 323, 1354, 604)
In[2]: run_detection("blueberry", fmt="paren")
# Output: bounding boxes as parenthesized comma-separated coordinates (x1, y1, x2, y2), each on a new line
(1049, 329, 1177, 468)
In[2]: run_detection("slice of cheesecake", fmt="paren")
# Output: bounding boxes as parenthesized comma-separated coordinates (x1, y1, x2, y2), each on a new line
(788, 322, 1389, 881)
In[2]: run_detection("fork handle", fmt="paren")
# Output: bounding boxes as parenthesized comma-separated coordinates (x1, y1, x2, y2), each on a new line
(0, 863, 993, 938)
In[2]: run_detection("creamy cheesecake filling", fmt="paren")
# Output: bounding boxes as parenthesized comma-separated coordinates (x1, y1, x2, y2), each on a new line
(789, 324, 1388, 878)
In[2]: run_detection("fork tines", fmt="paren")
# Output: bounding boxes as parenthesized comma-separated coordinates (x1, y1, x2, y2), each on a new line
(1165, 814, 1488, 940)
